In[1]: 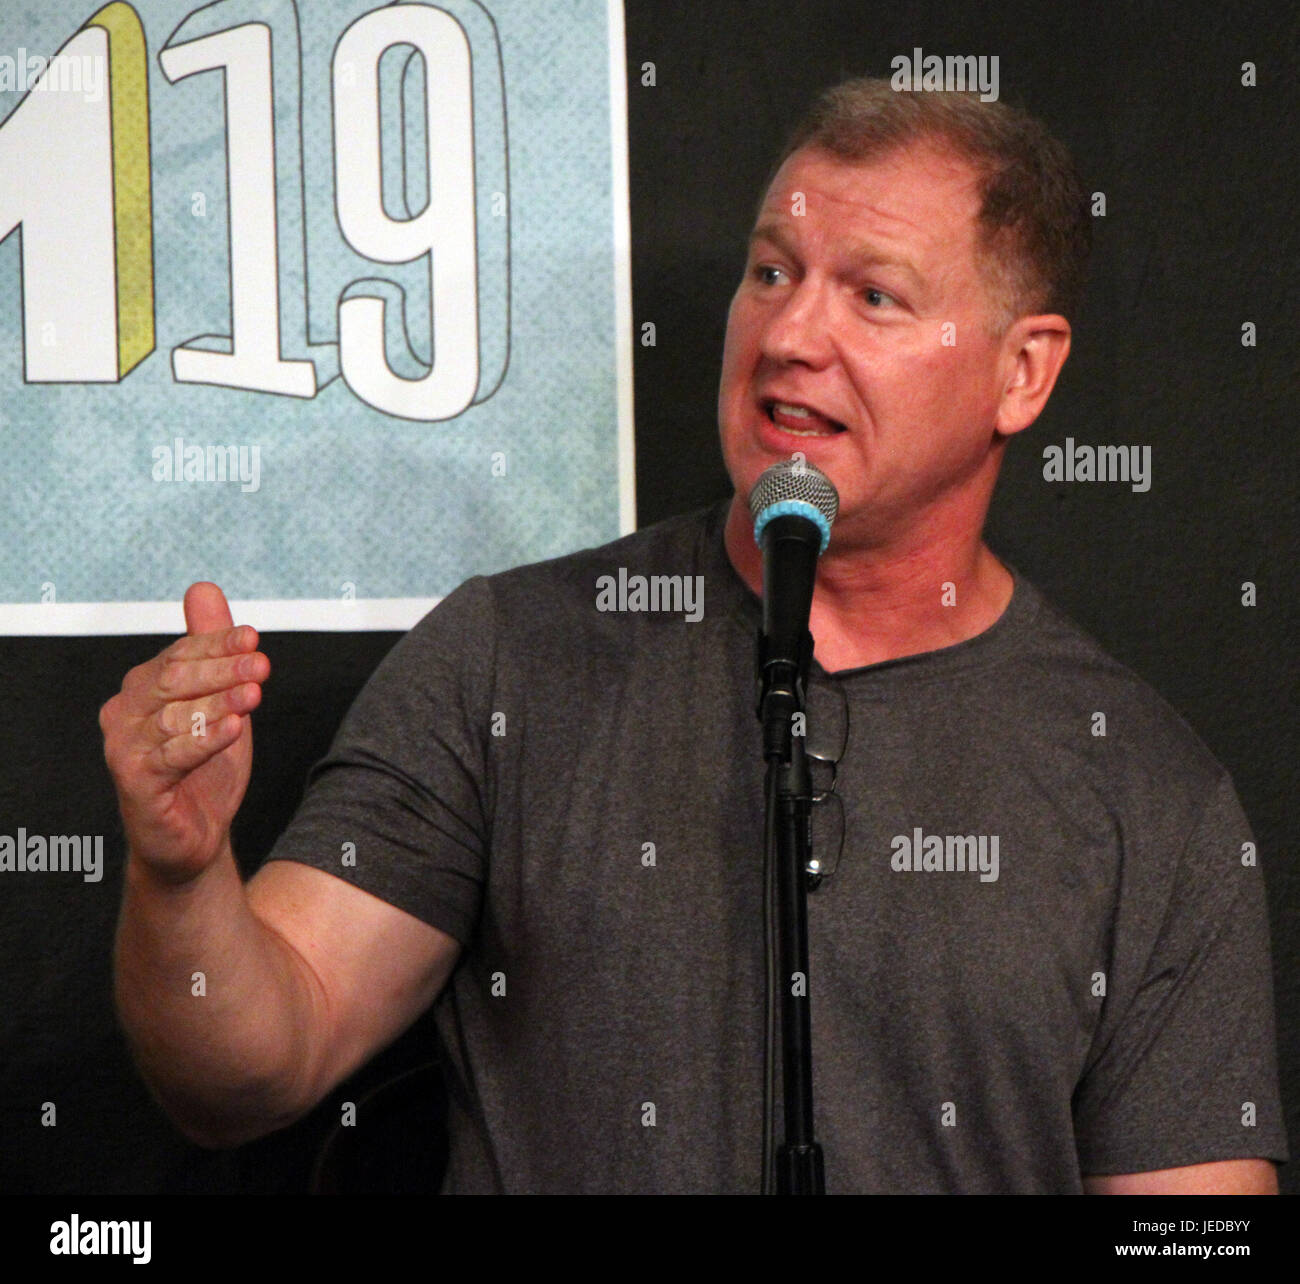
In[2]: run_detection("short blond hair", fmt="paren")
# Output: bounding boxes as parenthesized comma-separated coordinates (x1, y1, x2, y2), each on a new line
(767, 78, 1092, 331)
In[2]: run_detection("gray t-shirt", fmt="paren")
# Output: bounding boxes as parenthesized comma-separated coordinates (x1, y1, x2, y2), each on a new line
(265, 501, 1288, 1193)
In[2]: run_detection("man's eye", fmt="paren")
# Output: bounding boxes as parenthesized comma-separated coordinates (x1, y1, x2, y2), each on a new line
(755, 265, 787, 286)
(865, 288, 896, 307)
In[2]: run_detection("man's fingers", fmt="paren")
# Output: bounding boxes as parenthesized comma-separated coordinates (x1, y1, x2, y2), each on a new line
(151, 712, 246, 776)
(183, 581, 235, 638)
(167, 623, 259, 662)
(153, 652, 269, 706)
(121, 646, 268, 709)
(153, 682, 263, 741)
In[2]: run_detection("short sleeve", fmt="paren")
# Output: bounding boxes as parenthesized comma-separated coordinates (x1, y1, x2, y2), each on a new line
(1073, 770, 1289, 1174)
(260, 576, 496, 946)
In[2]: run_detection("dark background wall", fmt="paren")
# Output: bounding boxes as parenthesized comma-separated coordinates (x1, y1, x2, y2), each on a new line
(1, 0, 1295, 1195)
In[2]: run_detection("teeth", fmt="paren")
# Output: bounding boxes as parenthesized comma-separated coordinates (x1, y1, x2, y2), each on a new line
(766, 400, 842, 435)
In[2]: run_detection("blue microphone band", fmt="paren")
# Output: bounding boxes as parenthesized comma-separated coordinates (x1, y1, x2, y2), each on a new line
(753, 499, 833, 554)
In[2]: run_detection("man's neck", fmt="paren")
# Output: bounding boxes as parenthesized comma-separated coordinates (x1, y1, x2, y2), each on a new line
(723, 495, 1014, 673)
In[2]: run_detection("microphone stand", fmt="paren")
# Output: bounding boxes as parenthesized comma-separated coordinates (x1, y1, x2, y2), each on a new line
(758, 625, 826, 1195)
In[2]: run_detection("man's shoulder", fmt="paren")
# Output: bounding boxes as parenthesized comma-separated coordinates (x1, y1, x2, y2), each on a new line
(1006, 571, 1226, 793)
(400, 502, 730, 653)
(484, 503, 724, 605)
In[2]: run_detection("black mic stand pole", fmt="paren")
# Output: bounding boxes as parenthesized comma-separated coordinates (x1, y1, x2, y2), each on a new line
(756, 531, 826, 1195)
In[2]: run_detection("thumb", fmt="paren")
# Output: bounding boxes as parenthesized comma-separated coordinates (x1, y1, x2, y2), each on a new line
(183, 581, 235, 637)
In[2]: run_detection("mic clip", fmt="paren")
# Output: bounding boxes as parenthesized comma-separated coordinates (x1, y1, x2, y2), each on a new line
(755, 627, 814, 763)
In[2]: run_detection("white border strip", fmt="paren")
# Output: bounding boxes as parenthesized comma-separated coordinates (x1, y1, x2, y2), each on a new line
(608, 0, 637, 534)
(1, 598, 442, 636)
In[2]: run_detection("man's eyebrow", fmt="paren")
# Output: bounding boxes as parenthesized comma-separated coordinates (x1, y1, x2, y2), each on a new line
(748, 221, 797, 256)
(749, 220, 925, 289)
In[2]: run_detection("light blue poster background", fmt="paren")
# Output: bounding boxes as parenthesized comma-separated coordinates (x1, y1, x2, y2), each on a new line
(0, 0, 633, 631)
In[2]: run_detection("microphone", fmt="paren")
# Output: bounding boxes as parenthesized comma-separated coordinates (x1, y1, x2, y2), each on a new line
(748, 460, 839, 754)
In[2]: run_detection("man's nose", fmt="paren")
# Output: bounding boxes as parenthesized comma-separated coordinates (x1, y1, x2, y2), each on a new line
(760, 277, 835, 368)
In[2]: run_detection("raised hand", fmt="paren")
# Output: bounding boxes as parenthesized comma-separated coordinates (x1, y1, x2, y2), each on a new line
(100, 582, 269, 883)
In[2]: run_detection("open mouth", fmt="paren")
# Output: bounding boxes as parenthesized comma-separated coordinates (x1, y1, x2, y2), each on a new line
(762, 399, 847, 437)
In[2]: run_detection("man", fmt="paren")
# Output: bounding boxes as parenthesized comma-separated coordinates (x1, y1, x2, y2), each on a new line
(101, 79, 1287, 1193)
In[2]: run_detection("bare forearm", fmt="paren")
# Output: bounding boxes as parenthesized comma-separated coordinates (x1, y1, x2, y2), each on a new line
(114, 841, 326, 1147)
(1084, 1160, 1278, 1195)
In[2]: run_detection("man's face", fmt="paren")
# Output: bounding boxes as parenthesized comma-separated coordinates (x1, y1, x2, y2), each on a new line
(718, 141, 1015, 548)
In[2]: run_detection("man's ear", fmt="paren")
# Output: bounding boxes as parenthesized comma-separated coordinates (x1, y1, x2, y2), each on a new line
(993, 314, 1072, 438)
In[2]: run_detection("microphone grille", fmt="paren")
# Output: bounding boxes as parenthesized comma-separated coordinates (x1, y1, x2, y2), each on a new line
(748, 459, 839, 551)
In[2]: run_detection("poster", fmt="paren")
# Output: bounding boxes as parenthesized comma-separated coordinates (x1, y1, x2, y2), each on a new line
(0, 0, 633, 631)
